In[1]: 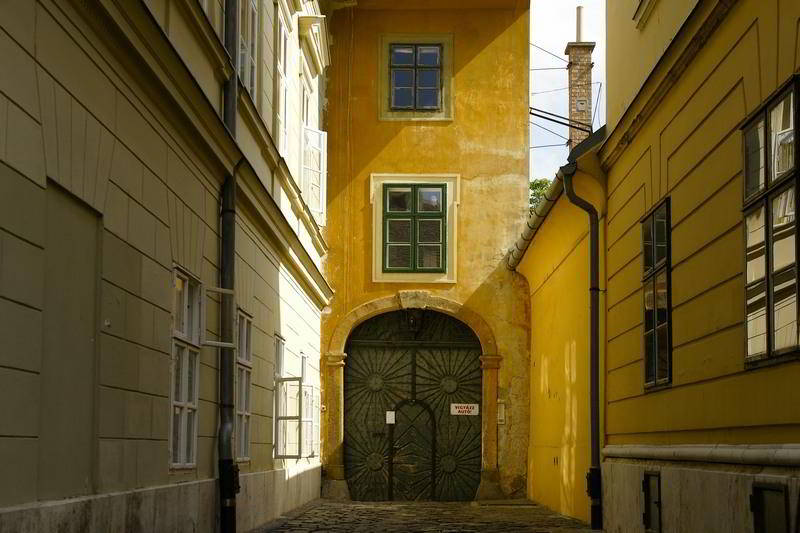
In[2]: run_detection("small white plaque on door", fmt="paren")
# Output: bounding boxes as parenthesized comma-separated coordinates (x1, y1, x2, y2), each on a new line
(450, 403, 479, 416)
(386, 410, 396, 424)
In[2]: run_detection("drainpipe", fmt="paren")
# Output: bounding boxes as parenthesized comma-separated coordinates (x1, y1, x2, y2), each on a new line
(561, 162, 602, 530)
(219, 1, 240, 531)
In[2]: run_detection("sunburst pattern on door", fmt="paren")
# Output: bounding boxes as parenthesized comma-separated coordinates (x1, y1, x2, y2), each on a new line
(344, 310, 482, 502)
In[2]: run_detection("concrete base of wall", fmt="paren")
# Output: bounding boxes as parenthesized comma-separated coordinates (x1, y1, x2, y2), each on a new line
(0, 464, 321, 533)
(602, 459, 800, 533)
(476, 470, 505, 500)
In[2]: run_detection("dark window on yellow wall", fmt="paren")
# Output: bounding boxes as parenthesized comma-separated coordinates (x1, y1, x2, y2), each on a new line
(383, 184, 446, 273)
(642, 199, 671, 387)
(642, 472, 662, 533)
(750, 484, 789, 533)
(390, 44, 442, 111)
(742, 77, 799, 364)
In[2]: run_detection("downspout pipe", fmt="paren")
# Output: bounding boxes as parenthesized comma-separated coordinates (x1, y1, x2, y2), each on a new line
(562, 163, 602, 530)
(219, 1, 240, 531)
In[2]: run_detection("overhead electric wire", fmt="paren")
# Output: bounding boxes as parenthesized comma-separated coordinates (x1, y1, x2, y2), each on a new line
(530, 121, 569, 141)
(592, 82, 603, 129)
(530, 42, 568, 63)
(530, 67, 567, 71)
(531, 143, 567, 149)
(531, 82, 600, 96)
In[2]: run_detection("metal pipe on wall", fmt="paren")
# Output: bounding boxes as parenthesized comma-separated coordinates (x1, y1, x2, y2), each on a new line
(219, 0, 240, 530)
(562, 163, 602, 531)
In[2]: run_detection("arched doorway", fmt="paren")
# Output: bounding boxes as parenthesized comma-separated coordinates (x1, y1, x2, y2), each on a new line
(343, 309, 482, 501)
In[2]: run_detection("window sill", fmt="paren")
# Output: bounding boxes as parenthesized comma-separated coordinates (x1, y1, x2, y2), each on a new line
(170, 464, 197, 471)
(745, 350, 800, 370)
(643, 380, 671, 393)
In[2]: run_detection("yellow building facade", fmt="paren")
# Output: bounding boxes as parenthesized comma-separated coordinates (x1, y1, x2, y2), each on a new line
(320, 0, 531, 500)
(513, 0, 800, 530)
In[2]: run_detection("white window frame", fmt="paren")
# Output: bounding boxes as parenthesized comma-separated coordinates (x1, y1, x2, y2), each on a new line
(302, 126, 327, 226)
(274, 8, 290, 156)
(235, 312, 253, 462)
(239, 0, 259, 96)
(370, 173, 460, 284)
(174, 269, 202, 345)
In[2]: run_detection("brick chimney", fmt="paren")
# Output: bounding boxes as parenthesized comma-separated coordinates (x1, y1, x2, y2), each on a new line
(565, 6, 595, 151)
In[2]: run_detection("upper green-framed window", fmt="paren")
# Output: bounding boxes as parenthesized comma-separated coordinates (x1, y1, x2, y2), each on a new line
(383, 184, 446, 273)
(389, 44, 442, 111)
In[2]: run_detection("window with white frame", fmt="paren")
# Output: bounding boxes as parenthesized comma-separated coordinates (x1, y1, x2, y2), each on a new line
(275, 10, 289, 156)
(171, 270, 202, 467)
(239, 0, 258, 96)
(274, 340, 319, 459)
(236, 312, 253, 461)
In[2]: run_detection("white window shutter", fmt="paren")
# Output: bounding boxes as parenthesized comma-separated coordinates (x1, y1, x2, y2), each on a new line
(303, 126, 327, 227)
(320, 130, 327, 226)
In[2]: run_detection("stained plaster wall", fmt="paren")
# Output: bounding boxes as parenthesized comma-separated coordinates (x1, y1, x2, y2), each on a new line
(321, 2, 531, 495)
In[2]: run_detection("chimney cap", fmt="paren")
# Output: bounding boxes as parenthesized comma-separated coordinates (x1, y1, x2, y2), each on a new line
(564, 41, 596, 55)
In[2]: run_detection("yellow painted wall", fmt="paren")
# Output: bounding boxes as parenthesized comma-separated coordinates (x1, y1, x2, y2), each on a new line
(605, 0, 699, 132)
(322, 2, 532, 493)
(602, 0, 800, 447)
(517, 170, 606, 522)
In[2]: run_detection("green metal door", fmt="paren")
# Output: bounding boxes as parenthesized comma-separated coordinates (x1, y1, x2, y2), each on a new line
(344, 310, 482, 501)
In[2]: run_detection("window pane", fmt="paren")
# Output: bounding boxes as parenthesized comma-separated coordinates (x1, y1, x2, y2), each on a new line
(175, 275, 186, 335)
(187, 350, 197, 403)
(243, 416, 250, 456)
(416, 88, 440, 109)
(387, 219, 412, 243)
(387, 188, 411, 212)
(655, 271, 669, 382)
(172, 407, 181, 463)
(747, 207, 767, 284)
(654, 204, 668, 266)
(391, 68, 413, 88)
(417, 69, 439, 88)
(745, 118, 766, 197)
(387, 245, 412, 269)
(644, 279, 655, 384)
(245, 370, 251, 411)
(642, 218, 654, 274)
(769, 92, 795, 182)
(417, 45, 441, 66)
(773, 267, 797, 351)
(418, 219, 442, 243)
(238, 367, 245, 407)
(644, 331, 655, 384)
(174, 346, 184, 402)
(747, 280, 768, 357)
(392, 88, 413, 109)
(391, 45, 414, 66)
(772, 188, 795, 272)
(185, 410, 195, 463)
(418, 188, 443, 212)
(417, 244, 442, 269)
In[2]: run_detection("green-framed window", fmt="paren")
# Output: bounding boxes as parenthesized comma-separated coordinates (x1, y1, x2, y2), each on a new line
(382, 183, 446, 273)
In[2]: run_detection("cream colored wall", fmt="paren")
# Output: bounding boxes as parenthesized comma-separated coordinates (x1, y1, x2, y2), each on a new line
(322, 3, 531, 494)
(0, 0, 328, 522)
(602, 0, 800, 447)
(605, 0, 699, 132)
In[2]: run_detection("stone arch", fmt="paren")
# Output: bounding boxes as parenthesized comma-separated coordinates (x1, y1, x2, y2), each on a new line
(327, 290, 499, 358)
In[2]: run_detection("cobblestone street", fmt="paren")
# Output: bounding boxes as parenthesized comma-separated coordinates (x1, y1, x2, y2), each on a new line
(260, 500, 593, 532)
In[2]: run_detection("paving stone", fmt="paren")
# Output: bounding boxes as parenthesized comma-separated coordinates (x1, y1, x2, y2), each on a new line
(259, 500, 593, 533)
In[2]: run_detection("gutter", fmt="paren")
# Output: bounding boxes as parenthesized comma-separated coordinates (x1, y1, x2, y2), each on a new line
(562, 166, 602, 531)
(219, 0, 240, 530)
(507, 126, 606, 530)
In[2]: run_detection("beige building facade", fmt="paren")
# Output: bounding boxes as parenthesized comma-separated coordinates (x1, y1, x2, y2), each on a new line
(0, 0, 333, 531)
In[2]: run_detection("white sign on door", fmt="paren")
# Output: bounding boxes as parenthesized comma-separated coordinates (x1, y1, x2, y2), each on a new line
(450, 403, 479, 416)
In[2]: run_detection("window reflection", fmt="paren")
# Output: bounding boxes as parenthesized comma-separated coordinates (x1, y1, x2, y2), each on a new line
(744, 118, 765, 198)
(770, 92, 795, 182)
(772, 188, 797, 351)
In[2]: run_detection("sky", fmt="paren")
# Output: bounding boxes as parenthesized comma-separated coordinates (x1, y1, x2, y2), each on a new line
(529, 0, 606, 181)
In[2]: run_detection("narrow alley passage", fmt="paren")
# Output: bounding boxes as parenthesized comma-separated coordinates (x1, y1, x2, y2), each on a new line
(260, 500, 593, 532)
